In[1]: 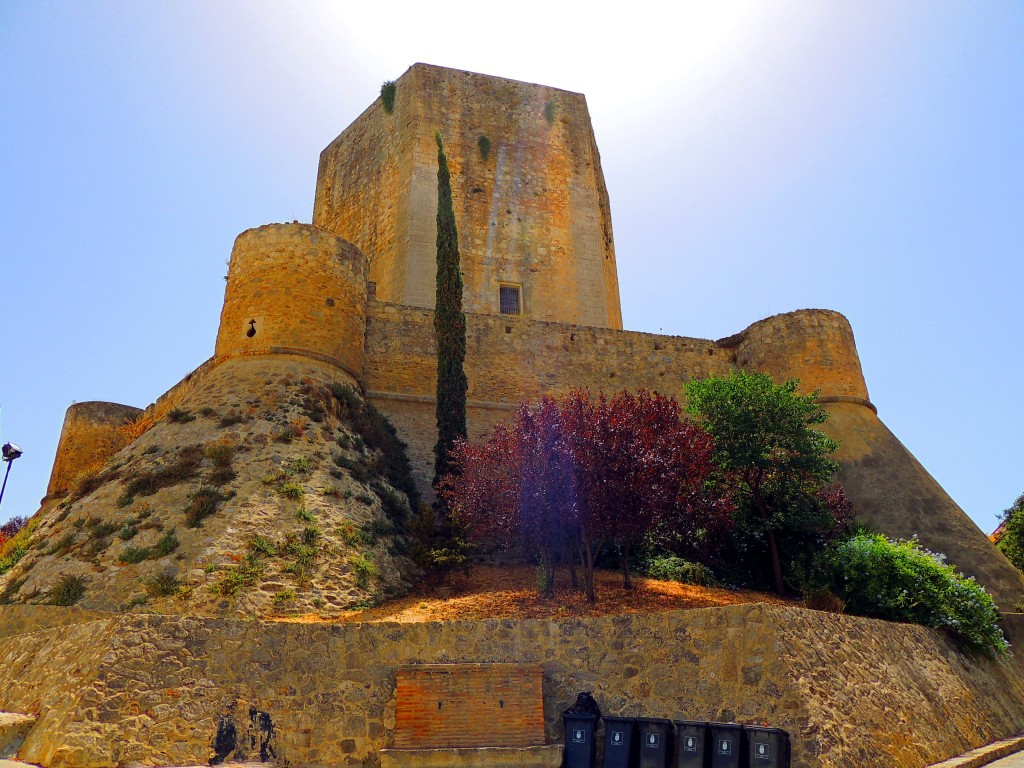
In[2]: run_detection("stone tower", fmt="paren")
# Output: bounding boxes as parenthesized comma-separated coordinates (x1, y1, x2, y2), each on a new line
(313, 63, 623, 329)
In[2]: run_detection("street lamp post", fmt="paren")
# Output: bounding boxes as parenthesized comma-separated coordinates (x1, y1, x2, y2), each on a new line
(0, 442, 24, 510)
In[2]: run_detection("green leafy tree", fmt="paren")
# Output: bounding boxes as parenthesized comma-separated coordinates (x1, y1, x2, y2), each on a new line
(432, 132, 468, 493)
(685, 371, 849, 595)
(996, 492, 1024, 572)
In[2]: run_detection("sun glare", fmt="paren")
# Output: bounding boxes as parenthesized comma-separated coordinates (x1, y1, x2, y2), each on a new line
(309, 0, 770, 122)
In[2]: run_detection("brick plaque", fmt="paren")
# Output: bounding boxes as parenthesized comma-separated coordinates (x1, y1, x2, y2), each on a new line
(394, 663, 545, 749)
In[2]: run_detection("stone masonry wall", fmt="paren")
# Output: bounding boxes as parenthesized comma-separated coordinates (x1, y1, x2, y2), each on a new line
(314, 63, 622, 329)
(361, 303, 869, 502)
(363, 300, 736, 492)
(2, 604, 1024, 768)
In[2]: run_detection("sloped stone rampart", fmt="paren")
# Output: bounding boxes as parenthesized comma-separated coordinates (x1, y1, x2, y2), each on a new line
(2, 604, 1024, 768)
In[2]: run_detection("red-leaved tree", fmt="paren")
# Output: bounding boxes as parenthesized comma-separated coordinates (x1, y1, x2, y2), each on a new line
(565, 390, 725, 595)
(441, 389, 731, 601)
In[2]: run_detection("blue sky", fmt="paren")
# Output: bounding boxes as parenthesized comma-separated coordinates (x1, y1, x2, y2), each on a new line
(1, 2, 1021, 538)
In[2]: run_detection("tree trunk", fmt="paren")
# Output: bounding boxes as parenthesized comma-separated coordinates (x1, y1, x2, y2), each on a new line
(541, 548, 555, 597)
(562, 536, 580, 589)
(766, 528, 785, 596)
(621, 539, 632, 590)
(750, 476, 785, 596)
(579, 530, 597, 602)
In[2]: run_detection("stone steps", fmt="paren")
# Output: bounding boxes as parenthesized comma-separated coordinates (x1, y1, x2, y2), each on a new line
(0, 713, 36, 760)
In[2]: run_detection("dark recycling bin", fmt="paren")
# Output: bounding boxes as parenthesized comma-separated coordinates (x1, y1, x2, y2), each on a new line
(564, 712, 599, 768)
(707, 722, 744, 768)
(745, 726, 791, 768)
(636, 717, 673, 768)
(602, 717, 636, 768)
(673, 720, 708, 768)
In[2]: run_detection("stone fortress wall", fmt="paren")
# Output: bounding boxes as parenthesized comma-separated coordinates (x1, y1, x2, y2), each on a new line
(42, 62, 1022, 608)
(25, 59, 1024, 768)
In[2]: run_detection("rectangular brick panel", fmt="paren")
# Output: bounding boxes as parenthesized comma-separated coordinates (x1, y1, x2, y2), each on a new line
(394, 664, 546, 749)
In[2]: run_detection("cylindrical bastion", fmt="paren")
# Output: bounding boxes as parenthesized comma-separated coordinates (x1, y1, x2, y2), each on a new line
(215, 223, 369, 379)
(727, 309, 872, 407)
(46, 401, 143, 498)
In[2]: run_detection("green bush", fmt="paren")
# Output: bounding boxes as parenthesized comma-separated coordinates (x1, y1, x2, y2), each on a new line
(350, 553, 377, 589)
(0, 516, 39, 576)
(119, 545, 151, 564)
(477, 135, 491, 160)
(645, 555, 719, 587)
(185, 488, 226, 527)
(819, 533, 1008, 657)
(51, 574, 86, 605)
(145, 573, 180, 598)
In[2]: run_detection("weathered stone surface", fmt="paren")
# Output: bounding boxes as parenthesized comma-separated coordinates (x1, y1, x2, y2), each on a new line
(314, 63, 622, 330)
(0, 712, 36, 759)
(2, 604, 1024, 768)
(0, 357, 417, 618)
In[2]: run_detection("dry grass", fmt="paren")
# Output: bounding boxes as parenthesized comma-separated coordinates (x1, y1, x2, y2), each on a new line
(117, 413, 154, 442)
(273, 564, 795, 624)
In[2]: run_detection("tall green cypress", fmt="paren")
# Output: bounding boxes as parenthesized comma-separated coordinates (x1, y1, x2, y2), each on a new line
(432, 132, 468, 490)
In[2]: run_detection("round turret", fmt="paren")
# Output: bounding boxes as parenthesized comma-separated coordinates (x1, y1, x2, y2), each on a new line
(730, 309, 872, 406)
(215, 223, 369, 379)
(47, 401, 143, 497)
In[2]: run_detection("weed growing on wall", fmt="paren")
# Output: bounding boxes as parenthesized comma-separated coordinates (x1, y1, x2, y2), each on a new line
(544, 101, 556, 124)
(51, 574, 86, 605)
(380, 80, 397, 113)
(118, 447, 203, 507)
(350, 552, 377, 589)
(166, 408, 195, 424)
(477, 135, 491, 160)
(327, 383, 419, 509)
(145, 573, 180, 598)
(185, 488, 227, 527)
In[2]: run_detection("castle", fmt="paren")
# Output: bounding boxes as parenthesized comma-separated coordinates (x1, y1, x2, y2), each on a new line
(45, 62, 1023, 608)
(3, 64, 1024, 768)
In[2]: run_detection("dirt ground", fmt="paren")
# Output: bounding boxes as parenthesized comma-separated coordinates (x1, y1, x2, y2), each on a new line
(273, 564, 795, 624)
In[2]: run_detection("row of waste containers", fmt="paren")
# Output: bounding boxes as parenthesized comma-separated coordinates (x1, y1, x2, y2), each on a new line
(563, 713, 790, 768)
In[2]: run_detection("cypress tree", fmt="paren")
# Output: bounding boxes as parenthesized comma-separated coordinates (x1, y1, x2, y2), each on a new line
(432, 132, 468, 491)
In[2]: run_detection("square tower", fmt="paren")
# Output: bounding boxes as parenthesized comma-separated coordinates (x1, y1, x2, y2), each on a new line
(313, 63, 623, 329)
